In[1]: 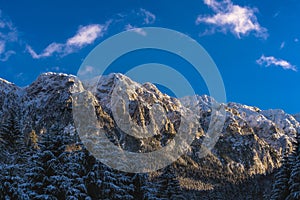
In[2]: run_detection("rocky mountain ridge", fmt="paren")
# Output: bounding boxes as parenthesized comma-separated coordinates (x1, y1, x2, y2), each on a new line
(0, 72, 299, 199)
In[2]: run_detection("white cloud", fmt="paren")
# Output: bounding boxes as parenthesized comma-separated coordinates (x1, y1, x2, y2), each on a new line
(0, 10, 18, 61)
(27, 23, 109, 59)
(139, 8, 156, 24)
(256, 55, 297, 71)
(196, 0, 267, 39)
(67, 24, 105, 47)
(125, 24, 147, 36)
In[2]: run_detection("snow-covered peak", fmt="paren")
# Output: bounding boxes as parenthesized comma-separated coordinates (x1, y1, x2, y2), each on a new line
(39, 72, 77, 78)
(0, 77, 19, 94)
(91, 73, 176, 110)
(26, 72, 84, 96)
(227, 102, 261, 114)
(223, 103, 297, 151)
(34, 72, 78, 85)
(293, 113, 300, 123)
(261, 109, 299, 130)
(0, 77, 14, 85)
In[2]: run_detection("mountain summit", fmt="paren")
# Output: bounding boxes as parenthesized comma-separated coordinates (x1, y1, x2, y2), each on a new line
(0, 72, 299, 199)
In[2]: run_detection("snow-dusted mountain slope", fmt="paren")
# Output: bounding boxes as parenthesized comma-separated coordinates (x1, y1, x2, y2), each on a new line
(0, 72, 299, 199)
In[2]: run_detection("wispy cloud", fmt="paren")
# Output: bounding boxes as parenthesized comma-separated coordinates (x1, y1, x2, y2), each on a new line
(196, 0, 268, 39)
(26, 43, 63, 59)
(0, 49, 15, 61)
(26, 8, 155, 60)
(273, 11, 280, 18)
(45, 66, 61, 72)
(125, 24, 147, 36)
(78, 65, 95, 76)
(256, 55, 297, 71)
(0, 10, 18, 61)
(280, 42, 285, 49)
(139, 8, 156, 24)
(121, 9, 155, 36)
(27, 23, 109, 59)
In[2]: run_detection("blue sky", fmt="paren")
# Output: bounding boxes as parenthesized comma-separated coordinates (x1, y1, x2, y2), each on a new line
(0, 0, 299, 114)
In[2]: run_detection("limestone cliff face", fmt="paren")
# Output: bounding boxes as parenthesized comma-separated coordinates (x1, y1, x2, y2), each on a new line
(0, 72, 299, 199)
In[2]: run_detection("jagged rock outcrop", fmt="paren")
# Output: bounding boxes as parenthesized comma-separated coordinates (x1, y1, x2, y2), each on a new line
(0, 72, 299, 199)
